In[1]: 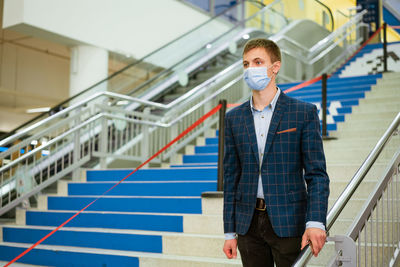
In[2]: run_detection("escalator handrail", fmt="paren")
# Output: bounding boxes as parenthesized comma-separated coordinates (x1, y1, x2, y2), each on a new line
(314, 0, 334, 31)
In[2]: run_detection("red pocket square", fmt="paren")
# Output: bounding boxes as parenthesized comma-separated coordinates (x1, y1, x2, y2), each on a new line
(277, 128, 297, 134)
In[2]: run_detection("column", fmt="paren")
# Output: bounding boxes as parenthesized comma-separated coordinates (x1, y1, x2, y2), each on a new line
(69, 45, 108, 104)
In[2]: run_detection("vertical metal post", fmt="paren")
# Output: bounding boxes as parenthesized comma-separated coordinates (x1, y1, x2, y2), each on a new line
(240, 0, 245, 26)
(141, 107, 150, 168)
(322, 73, 328, 137)
(209, 0, 215, 16)
(72, 108, 81, 180)
(383, 23, 388, 73)
(99, 116, 108, 169)
(217, 100, 227, 191)
(170, 123, 179, 164)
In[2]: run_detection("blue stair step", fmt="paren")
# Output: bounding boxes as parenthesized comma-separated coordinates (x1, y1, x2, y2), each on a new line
(183, 154, 218, 164)
(87, 168, 217, 182)
(288, 87, 371, 97)
(0, 244, 139, 267)
(296, 93, 365, 103)
(195, 145, 219, 154)
(332, 115, 345, 123)
(337, 107, 352, 114)
(280, 74, 381, 89)
(25, 210, 183, 232)
(327, 124, 336, 131)
(170, 163, 218, 168)
(68, 181, 216, 196)
(293, 91, 365, 100)
(205, 138, 218, 145)
(3, 227, 162, 253)
(47, 196, 202, 214)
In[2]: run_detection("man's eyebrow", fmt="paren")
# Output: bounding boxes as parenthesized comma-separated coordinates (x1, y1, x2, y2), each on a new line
(252, 57, 263, 61)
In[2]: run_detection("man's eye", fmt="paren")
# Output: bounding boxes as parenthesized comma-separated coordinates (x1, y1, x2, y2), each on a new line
(243, 63, 248, 67)
(256, 61, 261, 65)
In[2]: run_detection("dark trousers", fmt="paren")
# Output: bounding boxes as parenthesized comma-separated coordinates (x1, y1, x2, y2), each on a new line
(237, 210, 302, 267)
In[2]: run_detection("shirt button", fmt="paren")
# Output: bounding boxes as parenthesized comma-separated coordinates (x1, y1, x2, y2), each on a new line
(261, 116, 264, 119)
(261, 134, 264, 137)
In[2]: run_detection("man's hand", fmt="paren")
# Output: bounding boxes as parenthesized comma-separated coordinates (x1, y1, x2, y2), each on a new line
(301, 228, 326, 257)
(223, 239, 238, 259)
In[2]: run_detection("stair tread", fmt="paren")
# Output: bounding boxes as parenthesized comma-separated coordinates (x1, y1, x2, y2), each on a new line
(0, 242, 241, 264)
(2, 225, 225, 238)
(25, 208, 208, 217)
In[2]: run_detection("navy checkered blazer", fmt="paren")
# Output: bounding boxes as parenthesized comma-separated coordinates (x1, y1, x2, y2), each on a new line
(223, 92, 330, 238)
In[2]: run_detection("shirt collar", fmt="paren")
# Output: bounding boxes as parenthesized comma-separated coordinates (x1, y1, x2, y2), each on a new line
(250, 87, 281, 114)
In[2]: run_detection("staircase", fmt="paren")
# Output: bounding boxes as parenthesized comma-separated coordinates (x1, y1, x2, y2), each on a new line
(2, 71, 398, 266)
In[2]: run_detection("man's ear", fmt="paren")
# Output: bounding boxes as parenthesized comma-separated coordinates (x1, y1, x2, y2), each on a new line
(273, 61, 281, 74)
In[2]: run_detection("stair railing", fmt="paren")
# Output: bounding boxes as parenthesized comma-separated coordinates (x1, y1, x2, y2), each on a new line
(0, 66, 247, 216)
(293, 111, 400, 266)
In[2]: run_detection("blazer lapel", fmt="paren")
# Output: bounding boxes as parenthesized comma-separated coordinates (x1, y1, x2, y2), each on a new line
(242, 102, 260, 166)
(263, 92, 288, 156)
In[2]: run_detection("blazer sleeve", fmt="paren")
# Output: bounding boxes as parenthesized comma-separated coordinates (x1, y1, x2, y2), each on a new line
(223, 114, 241, 233)
(301, 105, 330, 225)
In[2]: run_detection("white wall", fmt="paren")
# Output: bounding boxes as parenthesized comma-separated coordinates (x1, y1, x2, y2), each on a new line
(3, 0, 213, 59)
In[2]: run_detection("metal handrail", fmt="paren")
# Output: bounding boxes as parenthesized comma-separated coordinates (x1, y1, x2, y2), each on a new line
(0, 59, 242, 150)
(293, 112, 400, 266)
(347, 150, 400, 240)
(0, 74, 243, 173)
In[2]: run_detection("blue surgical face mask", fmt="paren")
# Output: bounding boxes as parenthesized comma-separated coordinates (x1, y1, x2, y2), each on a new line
(243, 66, 272, 91)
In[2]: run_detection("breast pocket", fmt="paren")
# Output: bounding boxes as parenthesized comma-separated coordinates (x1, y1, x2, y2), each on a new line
(275, 127, 300, 155)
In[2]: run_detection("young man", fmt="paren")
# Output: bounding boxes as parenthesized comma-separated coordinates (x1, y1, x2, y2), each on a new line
(222, 38, 330, 267)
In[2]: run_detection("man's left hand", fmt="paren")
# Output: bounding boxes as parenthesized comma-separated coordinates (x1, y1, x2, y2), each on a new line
(301, 228, 326, 257)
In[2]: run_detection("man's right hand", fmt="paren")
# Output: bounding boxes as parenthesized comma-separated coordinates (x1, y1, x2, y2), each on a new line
(223, 239, 238, 259)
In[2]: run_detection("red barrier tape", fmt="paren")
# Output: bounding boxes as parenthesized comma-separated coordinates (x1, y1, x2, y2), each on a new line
(227, 103, 241, 108)
(5, 104, 222, 267)
(389, 25, 400, 30)
(283, 75, 323, 94)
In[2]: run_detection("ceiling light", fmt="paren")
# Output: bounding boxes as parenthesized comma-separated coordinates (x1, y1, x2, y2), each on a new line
(26, 107, 50, 113)
(116, 100, 129, 106)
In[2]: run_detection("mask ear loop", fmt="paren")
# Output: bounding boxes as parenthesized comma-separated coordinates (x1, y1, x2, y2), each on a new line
(271, 62, 280, 77)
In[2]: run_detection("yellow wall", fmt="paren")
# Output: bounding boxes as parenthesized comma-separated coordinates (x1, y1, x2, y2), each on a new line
(321, 0, 400, 41)
(246, 0, 400, 41)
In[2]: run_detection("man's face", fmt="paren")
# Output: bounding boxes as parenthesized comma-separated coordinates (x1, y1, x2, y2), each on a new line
(242, 47, 280, 77)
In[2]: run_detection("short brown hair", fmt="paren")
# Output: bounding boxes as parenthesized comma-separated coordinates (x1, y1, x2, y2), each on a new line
(243, 38, 281, 63)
